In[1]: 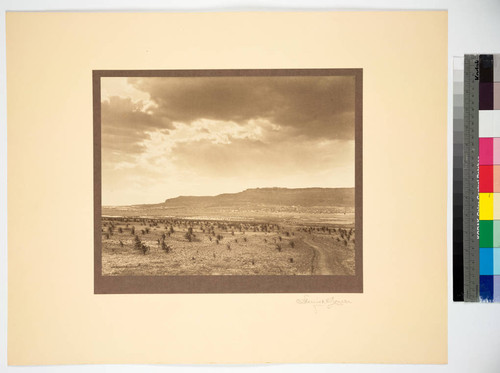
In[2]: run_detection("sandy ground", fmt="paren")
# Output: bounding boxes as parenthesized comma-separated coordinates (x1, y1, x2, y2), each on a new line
(101, 218, 355, 276)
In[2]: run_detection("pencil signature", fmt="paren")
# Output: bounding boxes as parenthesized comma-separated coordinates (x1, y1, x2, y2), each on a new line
(296, 295, 352, 312)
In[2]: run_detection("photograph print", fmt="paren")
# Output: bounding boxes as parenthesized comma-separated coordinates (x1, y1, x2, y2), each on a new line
(93, 69, 362, 293)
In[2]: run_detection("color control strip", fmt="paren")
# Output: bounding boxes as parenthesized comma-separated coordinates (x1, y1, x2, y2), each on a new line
(477, 54, 500, 302)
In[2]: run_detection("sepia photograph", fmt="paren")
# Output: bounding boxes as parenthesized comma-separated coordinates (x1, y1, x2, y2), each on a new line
(94, 69, 362, 293)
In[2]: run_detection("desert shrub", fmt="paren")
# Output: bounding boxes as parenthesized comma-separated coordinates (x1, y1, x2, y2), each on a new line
(161, 240, 171, 253)
(289, 258, 294, 263)
(134, 235, 142, 250)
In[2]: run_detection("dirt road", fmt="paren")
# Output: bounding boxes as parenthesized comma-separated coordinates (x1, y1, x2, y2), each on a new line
(303, 238, 350, 275)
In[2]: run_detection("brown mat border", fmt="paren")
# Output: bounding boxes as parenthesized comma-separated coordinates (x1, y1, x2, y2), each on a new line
(93, 68, 362, 294)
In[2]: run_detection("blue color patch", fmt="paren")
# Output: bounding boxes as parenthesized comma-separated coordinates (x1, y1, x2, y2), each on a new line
(480, 275, 494, 302)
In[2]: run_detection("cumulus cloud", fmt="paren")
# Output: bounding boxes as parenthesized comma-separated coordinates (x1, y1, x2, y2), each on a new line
(129, 75, 355, 140)
(101, 95, 174, 163)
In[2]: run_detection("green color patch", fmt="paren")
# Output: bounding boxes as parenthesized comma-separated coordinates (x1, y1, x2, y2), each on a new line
(480, 220, 494, 248)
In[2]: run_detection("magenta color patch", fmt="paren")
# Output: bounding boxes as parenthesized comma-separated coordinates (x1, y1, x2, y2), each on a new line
(479, 137, 494, 165)
(495, 138, 500, 165)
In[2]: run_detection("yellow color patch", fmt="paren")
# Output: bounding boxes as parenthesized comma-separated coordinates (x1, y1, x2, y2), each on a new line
(480, 193, 494, 220)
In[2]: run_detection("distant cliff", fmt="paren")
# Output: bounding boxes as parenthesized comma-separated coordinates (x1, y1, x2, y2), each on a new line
(162, 187, 354, 208)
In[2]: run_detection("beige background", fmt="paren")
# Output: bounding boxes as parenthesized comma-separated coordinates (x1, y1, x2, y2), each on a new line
(7, 11, 447, 365)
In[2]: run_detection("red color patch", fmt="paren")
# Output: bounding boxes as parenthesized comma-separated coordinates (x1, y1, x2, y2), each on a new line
(480, 165, 494, 192)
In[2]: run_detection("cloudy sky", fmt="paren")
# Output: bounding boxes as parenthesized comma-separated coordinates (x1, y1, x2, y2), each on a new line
(101, 74, 355, 206)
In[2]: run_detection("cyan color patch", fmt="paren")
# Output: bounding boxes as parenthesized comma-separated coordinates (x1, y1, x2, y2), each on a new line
(494, 248, 500, 275)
